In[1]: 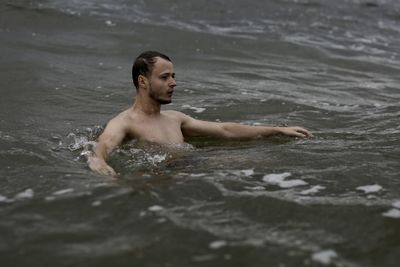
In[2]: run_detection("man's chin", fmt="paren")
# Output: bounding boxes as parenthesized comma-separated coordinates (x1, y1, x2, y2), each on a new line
(158, 99, 172, 105)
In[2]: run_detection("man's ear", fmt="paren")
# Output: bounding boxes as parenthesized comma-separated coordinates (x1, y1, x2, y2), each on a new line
(138, 75, 147, 89)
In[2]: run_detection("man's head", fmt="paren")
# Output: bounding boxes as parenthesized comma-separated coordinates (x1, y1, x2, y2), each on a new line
(132, 51, 172, 89)
(132, 51, 176, 105)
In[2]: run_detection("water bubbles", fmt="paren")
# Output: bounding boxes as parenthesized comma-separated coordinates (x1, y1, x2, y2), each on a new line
(146, 153, 167, 165)
(64, 126, 103, 160)
(67, 133, 89, 151)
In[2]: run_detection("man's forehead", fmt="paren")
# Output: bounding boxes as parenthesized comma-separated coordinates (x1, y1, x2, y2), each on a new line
(152, 57, 174, 73)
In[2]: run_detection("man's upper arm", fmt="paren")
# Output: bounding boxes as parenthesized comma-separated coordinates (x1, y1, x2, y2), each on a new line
(180, 113, 228, 138)
(96, 117, 127, 156)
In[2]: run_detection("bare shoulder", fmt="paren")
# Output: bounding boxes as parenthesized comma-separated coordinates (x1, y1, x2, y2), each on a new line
(162, 109, 192, 122)
(104, 109, 131, 131)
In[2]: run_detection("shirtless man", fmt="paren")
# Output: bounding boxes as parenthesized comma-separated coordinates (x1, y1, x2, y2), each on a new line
(88, 51, 312, 175)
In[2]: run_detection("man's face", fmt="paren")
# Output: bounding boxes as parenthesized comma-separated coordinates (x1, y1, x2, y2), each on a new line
(147, 57, 176, 104)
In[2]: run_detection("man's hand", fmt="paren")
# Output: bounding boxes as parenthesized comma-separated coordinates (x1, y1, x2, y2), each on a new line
(277, 126, 313, 138)
(86, 116, 127, 176)
(87, 156, 117, 176)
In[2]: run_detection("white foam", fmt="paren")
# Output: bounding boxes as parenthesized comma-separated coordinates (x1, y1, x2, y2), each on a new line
(44, 196, 56, 201)
(382, 209, 400, 219)
(356, 184, 382, 194)
(190, 173, 206, 177)
(263, 172, 291, 183)
(139, 211, 147, 217)
(244, 186, 265, 191)
(148, 205, 164, 212)
(240, 169, 254, 176)
(146, 153, 167, 165)
(392, 200, 400, 209)
(91, 200, 102, 207)
(53, 188, 74, 196)
(182, 105, 206, 113)
(0, 194, 9, 202)
(209, 240, 227, 249)
(15, 189, 34, 199)
(300, 185, 326, 195)
(263, 172, 307, 188)
(105, 20, 116, 26)
(311, 249, 337, 265)
(279, 180, 308, 188)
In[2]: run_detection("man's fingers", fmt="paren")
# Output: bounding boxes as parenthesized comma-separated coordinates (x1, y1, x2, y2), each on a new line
(102, 166, 116, 176)
(294, 131, 306, 138)
(294, 127, 313, 138)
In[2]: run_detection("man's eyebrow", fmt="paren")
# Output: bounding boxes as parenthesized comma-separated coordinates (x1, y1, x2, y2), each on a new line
(159, 71, 175, 76)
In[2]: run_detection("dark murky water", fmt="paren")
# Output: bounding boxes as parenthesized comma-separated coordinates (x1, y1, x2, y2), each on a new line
(1, 0, 400, 266)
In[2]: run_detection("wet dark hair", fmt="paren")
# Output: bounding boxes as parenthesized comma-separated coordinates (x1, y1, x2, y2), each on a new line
(132, 51, 171, 89)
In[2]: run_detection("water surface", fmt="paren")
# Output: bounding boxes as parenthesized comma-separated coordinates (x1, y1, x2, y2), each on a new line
(1, 0, 400, 266)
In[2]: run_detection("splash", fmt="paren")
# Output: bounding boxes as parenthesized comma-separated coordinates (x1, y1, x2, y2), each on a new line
(65, 126, 104, 161)
(65, 125, 196, 174)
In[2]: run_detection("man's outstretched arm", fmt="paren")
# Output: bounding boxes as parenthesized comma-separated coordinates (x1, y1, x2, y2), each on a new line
(87, 117, 127, 176)
(180, 113, 312, 139)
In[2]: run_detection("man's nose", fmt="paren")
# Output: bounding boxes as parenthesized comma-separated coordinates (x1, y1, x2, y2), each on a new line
(169, 77, 177, 87)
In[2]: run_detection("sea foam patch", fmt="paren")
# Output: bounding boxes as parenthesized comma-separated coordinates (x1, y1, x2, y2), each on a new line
(300, 185, 326, 195)
(231, 169, 254, 177)
(148, 205, 164, 212)
(382, 209, 400, 219)
(15, 189, 34, 200)
(262, 172, 307, 188)
(311, 249, 338, 265)
(240, 169, 255, 176)
(209, 240, 227, 249)
(182, 104, 206, 113)
(0, 194, 10, 203)
(392, 200, 400, 209)
(53, 188, 74, 196)
(356, 184, 382, 194)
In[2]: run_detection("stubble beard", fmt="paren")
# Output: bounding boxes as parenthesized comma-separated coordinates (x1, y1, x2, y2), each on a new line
(149, 85, 172, 105)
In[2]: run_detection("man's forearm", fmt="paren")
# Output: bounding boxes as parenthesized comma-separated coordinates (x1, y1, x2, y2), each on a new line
(87, 142, 117, 175)
(92, 142, 109, 161)
(221, 123, 311, 139)
(220, 123, 278, 139)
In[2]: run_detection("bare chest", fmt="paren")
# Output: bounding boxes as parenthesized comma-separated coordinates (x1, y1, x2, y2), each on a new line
(128, 117, 184, 144)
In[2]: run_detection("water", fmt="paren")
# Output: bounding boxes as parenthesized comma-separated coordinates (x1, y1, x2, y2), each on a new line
(1, 0, 400, 266)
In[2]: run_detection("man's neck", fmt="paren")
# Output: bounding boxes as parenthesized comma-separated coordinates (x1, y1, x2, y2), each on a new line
(131, 96, 161, 116)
